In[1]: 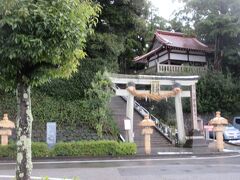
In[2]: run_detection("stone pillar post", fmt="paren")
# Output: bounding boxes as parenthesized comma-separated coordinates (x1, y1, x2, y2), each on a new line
(139, 115, 155, 155)
(209, 112, 228, 152)
(1, 134, 8, 145)
(0, 114, 15, 145)
(190, 84, 198, 130)
(0, 129, 12, 145)
(142, 128, 153, 154)
(175, 92, 186, 145)
(215, 127, 225, 151)
(126, 83, 135, 142)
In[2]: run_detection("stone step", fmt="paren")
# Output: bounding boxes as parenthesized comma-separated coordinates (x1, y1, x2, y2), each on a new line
(110, 96, 172, 148)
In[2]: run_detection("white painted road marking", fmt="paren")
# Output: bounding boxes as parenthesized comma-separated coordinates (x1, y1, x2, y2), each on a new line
(0, 175, 72, 180)
(1, 153, 240, 166)
(157, 152, 193, 155)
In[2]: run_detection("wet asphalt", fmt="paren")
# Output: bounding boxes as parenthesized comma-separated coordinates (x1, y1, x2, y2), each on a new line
(1, 152, 240, 180)
(1, 141, 240, 180)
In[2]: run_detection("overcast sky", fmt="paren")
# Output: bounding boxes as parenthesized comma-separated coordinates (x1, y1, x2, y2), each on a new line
(149, 0, 185, 20)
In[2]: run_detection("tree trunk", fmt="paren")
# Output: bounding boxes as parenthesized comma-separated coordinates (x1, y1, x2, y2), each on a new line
(214, 35, 219, 70)
(16, 83, 33, 180)
(214, 34, 223, 71)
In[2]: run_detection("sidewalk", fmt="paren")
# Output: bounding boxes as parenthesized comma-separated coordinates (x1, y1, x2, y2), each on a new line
(137, 140, 240, 156)
(1, 141, 240, 164)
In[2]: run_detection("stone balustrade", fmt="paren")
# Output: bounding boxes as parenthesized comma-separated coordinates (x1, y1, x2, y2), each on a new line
(157, 64, 207, 74)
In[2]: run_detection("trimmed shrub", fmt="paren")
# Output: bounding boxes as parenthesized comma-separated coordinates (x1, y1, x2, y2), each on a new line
(0, 142, 50, 158)
(0, 141, 137, 158)
(115, 143, 137, 155)
(53, 140, 137, 157)
(32, 142, 50, 158)
(0, 144, 16, 158)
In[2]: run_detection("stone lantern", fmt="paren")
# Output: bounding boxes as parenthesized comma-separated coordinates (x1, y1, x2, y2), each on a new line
(0, 113, 15, 145)
(209, 111, 228, 152)
(139, 114, 155, 155)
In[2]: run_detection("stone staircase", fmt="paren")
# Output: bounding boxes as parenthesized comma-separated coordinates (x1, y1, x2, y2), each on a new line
(110, 96, 173, 151)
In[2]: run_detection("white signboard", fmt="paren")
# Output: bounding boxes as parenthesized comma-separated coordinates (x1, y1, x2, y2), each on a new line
(124, 119, 131, 130)
(47, 122, 56, 147)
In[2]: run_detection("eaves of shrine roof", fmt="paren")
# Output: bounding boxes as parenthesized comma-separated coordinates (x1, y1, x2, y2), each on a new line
(133, 46, 162, 63)
(155, 30, 213, 52)
(134, 30, 213, 62)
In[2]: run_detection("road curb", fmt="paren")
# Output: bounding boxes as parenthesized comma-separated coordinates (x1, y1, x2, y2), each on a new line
(0, 151, 239, 164)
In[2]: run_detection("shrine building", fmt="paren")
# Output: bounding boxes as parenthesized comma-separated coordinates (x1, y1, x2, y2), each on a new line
(133, 30, 213, 74)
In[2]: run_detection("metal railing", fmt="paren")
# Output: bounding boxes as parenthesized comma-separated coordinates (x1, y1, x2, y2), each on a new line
(112, 85, 176, 144)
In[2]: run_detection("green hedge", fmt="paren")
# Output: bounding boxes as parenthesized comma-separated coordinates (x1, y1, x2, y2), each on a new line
(0, 141, 136, 158)
(32, 142, 50, 158)
(0, 142, 50, 158)
(53, 140, 137, 156)
(0, 144, 16, 158)
(115, 142, 137, 156)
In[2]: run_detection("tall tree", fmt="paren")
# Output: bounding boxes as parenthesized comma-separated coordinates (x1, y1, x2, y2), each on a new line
(39, 0, 153, 100)
(179, 0, 240, 73)
(0, 0, 100, 179)
(94, 0, 151, 73)
(83, 71, 116, 138)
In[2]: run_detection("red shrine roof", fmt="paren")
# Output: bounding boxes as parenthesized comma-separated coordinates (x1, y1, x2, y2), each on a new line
(134, 30, 213, 62)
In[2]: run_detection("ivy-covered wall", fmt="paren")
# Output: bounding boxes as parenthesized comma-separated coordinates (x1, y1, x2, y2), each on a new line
(0, 71, 119, 141)
(0, 91, 118, 142)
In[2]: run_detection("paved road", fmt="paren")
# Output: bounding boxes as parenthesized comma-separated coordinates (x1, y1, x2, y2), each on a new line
(1, 154, 240, 180)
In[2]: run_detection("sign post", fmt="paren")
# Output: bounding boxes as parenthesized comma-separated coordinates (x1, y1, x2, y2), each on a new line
(124, 118, 131, 142)
(46, 122, 56, 148)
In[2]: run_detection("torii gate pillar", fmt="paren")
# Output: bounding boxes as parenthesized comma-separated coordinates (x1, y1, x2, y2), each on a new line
(126, 83, 135, 142)
(110, 74, 201, 146)
(191, 84, 198, 130)
(175, 92, 186, 145)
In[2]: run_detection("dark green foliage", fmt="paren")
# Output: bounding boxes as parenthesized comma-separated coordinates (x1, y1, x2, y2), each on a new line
(0, 141, 136, 158)
(0, 89, 118, 136)
(0, 144, 16, 158)
(0, 90, 85, 129)
(32, 92, 86, 129)
(115, 142, 137, 156)
(83, 71, 119, 137)
(135, 97, 191, 128)
(36, 33, 122, 100)
(179, 0, 240, 74)
(53, 141, 115, 156)
(0, 0, 101, 88)
(0, 0, 153, 143)
(90, 0, 151, 74)
(53, 141, 137, 157)
(146, 99, 176, 125)
(0, 1, 101, 178)
(31, 142, 49, 158)
(0, 72, 118, 138)
(0, 142, 49, 158)
(0, 90, 17, 120)
(197, 72, 240, 115)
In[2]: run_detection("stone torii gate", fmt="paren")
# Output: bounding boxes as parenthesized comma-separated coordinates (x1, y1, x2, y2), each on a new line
(109, 74, 199, 145)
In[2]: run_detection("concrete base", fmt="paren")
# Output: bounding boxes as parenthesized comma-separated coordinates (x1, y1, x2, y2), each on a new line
(184, 136, 208, 148)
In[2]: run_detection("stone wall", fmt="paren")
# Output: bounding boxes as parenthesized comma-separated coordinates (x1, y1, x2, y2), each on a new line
(9, 124, 116, 143)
